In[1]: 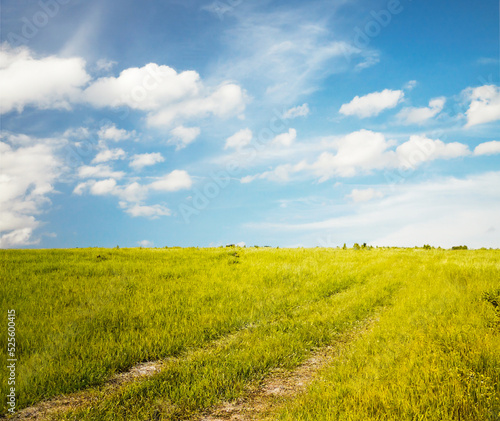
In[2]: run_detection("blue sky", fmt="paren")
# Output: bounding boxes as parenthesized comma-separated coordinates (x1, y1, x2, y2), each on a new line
(1, 0, 499, 249)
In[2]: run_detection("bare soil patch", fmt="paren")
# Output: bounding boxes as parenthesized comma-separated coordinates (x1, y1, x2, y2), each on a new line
(196, 316, 378, 421)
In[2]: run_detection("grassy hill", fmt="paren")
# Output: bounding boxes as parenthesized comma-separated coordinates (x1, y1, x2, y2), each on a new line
(1, 247, 499, 420)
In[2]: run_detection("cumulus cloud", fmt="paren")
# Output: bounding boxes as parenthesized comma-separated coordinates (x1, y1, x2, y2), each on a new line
(241, 131, 478, 183)
(146, 83, 246, 128)
(339, 89, 404, 118)
(474, 140, 500, 156)
(396, 135, 470, 166)
(129, 153, 165, 171)
(149, 170, 193, 191)
(77, 164, 125, 179)
(74, 171, 192, 197)
(346, 188, 384, 203)
(73, 169, 191, 219)
(92, 148, 126, 163)
(169, 126, 201, 150)
(0, 135, 64, 247)
(272, 128, 297, 147)
(465, 85, 500, 127)
(0, 45, 90, 114)
(83, 63, 201, 110)
(124, 204, 171, 218)
(89, 178, 117, 195)
(137, 240, 153, 247)
(98, 124, 135, 142)
(225, 128, 253, 150)
(309, 130, 396, 180)
(81, 62, 246, 128)
(283, 103, 310, 119)
(397, 97, 446, 124)
(74, 180, 149, 203)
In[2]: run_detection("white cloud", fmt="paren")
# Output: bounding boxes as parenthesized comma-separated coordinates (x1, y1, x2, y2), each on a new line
(396, 135, 470, 166)
(225, 128, 253, 150)
(0, 135, 63, 247)
(339, 89, 404, 118)
(74, 180, 149, 204)
(283, 104, 310, 119)
(92, 148, 126, 163)
(89, 178, 117, 195)
(137, 240, 153, 247)
(124, 204, 171, 218)
(82, 63, 246, 128)
(149, 170, 193, 192)
(474, 140, 500, 156)
(397, 97, 446, 124)
(241, 164, 295, 184)
(215, 7, 378, 103)
(465, 85, 500, 127)
(354, 52, 380, 71)
(98, 124, 134, 142)
(169, 126, 201, 150)
(117, 182, 149, 203)
(77, 165, 125, 179)
(309, 130, 395, 180)
(404, 80, 418, 91)
(346, 188, 384, 203)
(146, 83, 246, 128)
(83, 63, 201, 110)
(241, 131, 473, 183)
(129, 153, 165, 171)
(247, 172, 500, 249)
(272, 128, 297, 147)
(0, 44, 90, 114)
(73, 168, 191, 218)
(95, 59, 116, 72)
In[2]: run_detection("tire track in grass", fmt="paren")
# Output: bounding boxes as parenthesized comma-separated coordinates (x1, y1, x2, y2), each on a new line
(6, 323, 257, 421)
(195, 315, 381, 421)
(7, 281, 364, 421)
(64, 276, 398, 421)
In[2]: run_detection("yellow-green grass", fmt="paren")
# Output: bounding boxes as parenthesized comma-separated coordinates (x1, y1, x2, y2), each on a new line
(1, 248, 499, 420)
(276, 251, 500, 421)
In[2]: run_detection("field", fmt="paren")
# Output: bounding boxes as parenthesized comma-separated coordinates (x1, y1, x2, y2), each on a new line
(1, 247, 499, 420)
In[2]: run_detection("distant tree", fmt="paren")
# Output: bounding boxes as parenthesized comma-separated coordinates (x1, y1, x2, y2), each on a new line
(342, 243, 347, 250)
(353, 243, 360, 250)
(451, 245, 468, 250)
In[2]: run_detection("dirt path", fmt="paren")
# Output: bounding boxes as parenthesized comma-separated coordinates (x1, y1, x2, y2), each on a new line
(195, 316, 378, 421)
(8, 316, 378, 421)
(7, 360, 167, 420)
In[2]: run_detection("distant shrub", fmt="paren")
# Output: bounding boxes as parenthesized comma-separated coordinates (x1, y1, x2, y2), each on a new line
(353, 243, 360, 250)
(451, 245, 468, 250)
(423, 244, 432, 250)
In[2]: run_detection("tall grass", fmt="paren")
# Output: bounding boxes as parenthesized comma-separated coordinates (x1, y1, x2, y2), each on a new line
(1, 248, 499, 420)
(276, 250, 500, 421)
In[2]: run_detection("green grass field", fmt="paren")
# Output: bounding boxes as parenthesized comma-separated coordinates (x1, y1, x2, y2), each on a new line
(1, 247, 499, 420)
